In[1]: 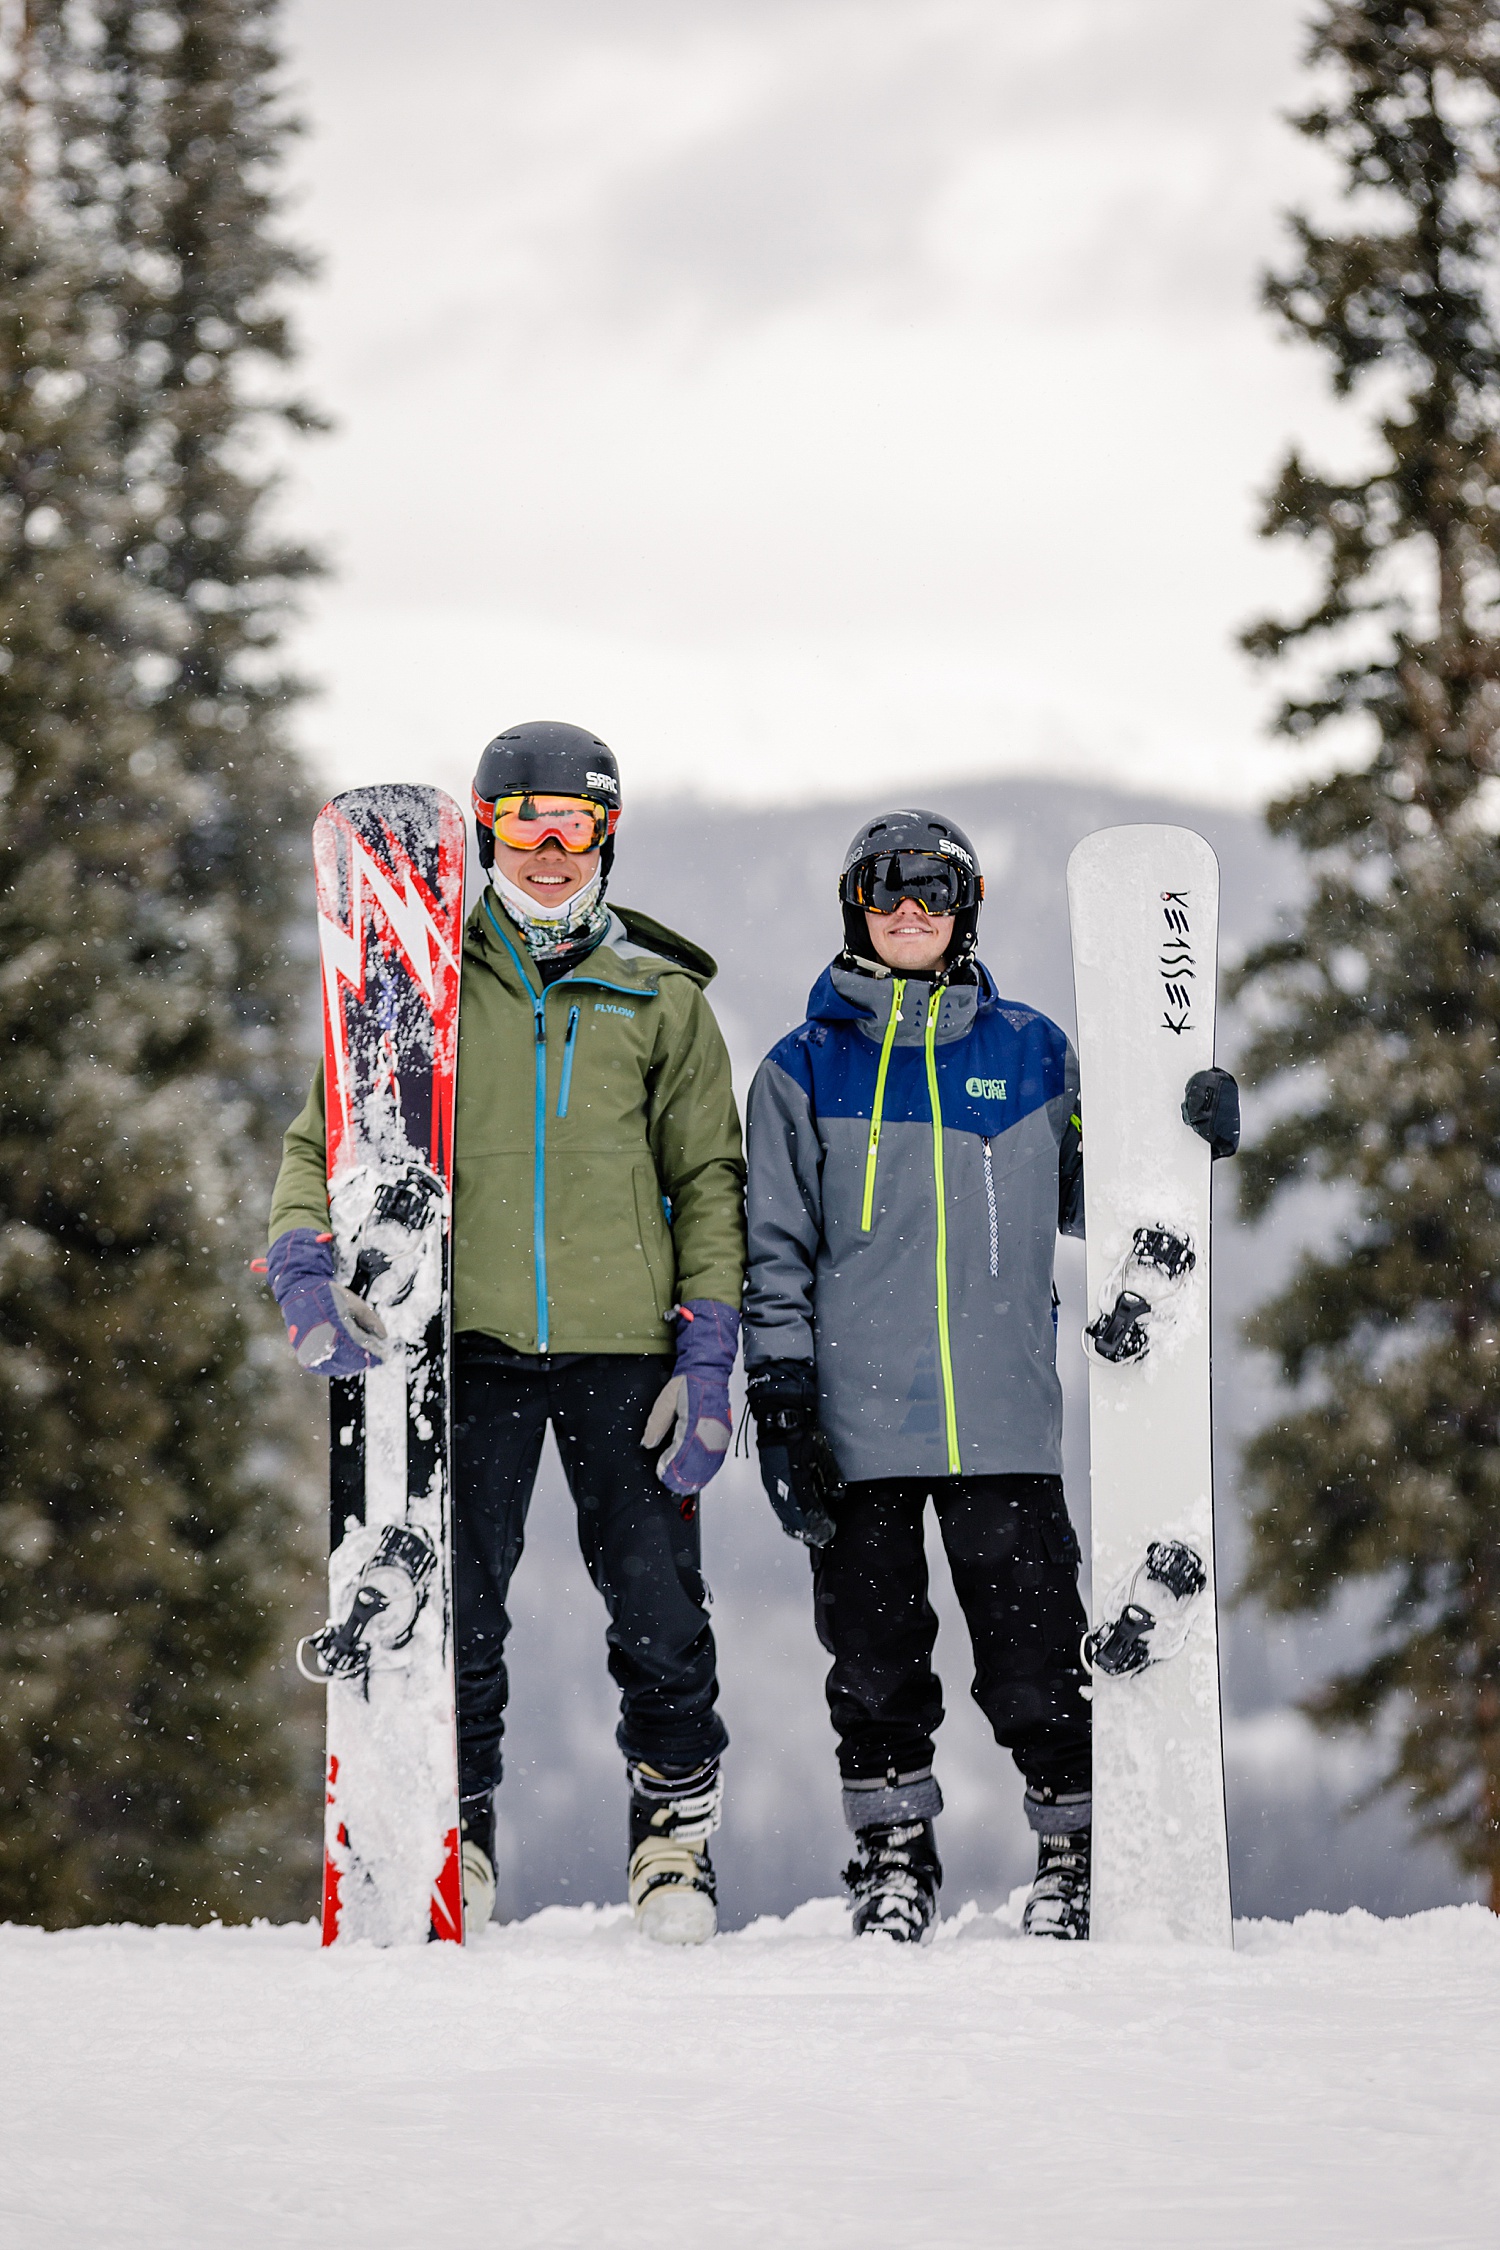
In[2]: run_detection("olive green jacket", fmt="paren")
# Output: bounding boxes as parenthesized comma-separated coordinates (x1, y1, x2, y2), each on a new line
(268, 895, 746, 1356)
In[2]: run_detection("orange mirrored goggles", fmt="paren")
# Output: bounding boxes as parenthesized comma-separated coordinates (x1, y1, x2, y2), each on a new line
(472, 789, 619, 853)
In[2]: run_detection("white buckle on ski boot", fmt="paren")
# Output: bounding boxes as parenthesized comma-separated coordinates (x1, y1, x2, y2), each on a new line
(627, 1761, 721, 1945)
(460, 1793, 498, 1937)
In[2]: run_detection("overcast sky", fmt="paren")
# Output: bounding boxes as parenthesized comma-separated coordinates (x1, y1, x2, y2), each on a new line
(280, 0, 1348, 813)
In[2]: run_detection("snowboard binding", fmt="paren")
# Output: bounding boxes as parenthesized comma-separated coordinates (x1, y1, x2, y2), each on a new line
(297, 1522, 438, 1693)
(1084, 1225, 1196, 1366)
(1083, 1538, 1208, 1678)
(344, 1166, 444, 1316)
(1084, 1287, 1152, 1364)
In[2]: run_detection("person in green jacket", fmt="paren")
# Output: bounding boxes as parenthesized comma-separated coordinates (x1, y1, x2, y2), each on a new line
(267, 722, 746, 1944)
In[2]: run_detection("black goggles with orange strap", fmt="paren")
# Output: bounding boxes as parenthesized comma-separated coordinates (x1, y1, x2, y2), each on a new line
(841, 849, 982, 917)
(471, 789, 619, 853)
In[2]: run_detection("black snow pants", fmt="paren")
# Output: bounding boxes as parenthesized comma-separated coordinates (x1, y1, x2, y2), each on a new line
(452, 1335, 728, 1799)
(812, 1473, 1091, 1815)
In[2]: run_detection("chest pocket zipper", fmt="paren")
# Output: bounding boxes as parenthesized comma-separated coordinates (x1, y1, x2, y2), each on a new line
(982, 1137, 999, 1278)
(557, 1005, 580, 1117)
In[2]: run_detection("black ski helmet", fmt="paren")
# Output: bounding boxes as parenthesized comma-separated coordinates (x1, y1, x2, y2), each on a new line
(472, 720, 622, 875)
(838, 808, 984, 977)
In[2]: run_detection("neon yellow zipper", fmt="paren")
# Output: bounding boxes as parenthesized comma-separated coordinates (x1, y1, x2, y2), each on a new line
(860, 977, 905, 1232)
(924, 988, 961, 1474)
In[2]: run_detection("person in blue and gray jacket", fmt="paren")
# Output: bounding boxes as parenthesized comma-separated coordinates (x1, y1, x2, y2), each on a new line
(742, 808, 1238, 1945)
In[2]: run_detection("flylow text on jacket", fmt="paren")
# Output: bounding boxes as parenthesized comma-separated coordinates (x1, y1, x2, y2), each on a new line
(743, 961, 1081, 1483)
(270, 898, 747, 1355)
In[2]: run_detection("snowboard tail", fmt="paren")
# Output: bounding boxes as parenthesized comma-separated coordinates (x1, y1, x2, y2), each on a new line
(309, 787, 467, 1946)
(1067, 825, 1232, 1948)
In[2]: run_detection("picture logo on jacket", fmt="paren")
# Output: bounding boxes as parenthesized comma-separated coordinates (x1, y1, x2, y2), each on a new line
(966, 1076, 1007, 1100)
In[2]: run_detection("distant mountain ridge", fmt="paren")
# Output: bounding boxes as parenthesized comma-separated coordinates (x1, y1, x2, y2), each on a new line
(610, 772, 1299, 1074)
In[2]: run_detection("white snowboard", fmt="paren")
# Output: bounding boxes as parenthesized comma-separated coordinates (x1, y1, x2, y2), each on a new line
(1067, 825, 1232, 1947)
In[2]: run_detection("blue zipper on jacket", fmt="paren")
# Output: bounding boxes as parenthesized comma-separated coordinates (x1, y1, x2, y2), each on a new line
(483, 894, 552, 1351)
(557, 1005, 580, 1117)
(479, 900, 664, 1351)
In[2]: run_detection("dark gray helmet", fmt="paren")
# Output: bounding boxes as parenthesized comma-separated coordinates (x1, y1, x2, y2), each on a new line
(838, 808, 984, 978)
(472, 721, 621, 873)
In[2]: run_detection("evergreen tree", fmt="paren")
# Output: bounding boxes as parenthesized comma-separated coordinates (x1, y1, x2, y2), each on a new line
(0, 0, 321, 1923)
(1236, 1, 1500, 1907)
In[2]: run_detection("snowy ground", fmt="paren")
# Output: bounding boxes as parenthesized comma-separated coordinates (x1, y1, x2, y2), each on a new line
(4, 1897, 1497, 2249)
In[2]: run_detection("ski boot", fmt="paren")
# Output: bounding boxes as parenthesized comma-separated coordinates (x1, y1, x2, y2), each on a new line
(627, 1759, 721, 1945)
(460, 1791, 497, 1936)
(1021, 1826, 1091, 1940)
(843, 1819, 942, 1943)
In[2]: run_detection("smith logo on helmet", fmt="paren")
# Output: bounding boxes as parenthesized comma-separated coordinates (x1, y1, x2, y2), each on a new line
(966, 1076, 1007, 1100)
(586, 771, 619, 796)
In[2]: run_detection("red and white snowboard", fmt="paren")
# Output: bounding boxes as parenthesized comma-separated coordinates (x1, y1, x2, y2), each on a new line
(306, 786, 466, 1945)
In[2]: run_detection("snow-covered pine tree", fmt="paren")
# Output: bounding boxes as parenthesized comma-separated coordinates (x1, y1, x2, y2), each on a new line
(1236, 0, 1500, 1909)
(0, 1, 320, 1924)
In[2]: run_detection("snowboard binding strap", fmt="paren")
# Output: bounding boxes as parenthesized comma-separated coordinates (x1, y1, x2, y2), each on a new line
(1085, 1288, 1151, 1364)
(1083, 1539, 1209, 1678)
(1084, 1226, 1196, 1366)
(297, 1522, 438, 1694)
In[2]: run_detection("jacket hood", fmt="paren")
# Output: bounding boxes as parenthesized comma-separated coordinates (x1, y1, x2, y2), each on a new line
(806, 957, 1001, 1022)
(610, 905, 717, 985)
(470, 896, 717, 990)
(805, 958, 1002, 1047)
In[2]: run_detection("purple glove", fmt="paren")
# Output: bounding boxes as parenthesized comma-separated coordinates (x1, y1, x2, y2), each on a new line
(643, 1299, 740, 1497)
(264, 1227, 391, 1378)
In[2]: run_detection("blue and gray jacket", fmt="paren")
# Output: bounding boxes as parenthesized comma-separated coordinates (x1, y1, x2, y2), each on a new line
(743, 960, 1082, 1484)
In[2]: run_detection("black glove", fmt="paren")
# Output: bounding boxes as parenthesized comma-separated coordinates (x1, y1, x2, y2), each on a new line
(1182, 1067, 1240, 1160)
(746, 1361, 844, 1550)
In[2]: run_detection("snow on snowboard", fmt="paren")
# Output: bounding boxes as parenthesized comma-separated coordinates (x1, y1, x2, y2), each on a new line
(301, 785, 466, 1946)
(1067, 825, 1232, 1947)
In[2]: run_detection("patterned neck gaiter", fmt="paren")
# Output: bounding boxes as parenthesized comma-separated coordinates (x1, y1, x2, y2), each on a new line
(488, 864, 611, 964)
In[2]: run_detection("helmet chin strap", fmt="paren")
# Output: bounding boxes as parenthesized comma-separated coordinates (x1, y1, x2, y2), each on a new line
(853, 950, 949, 985)
(840, 912, 977, 985)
